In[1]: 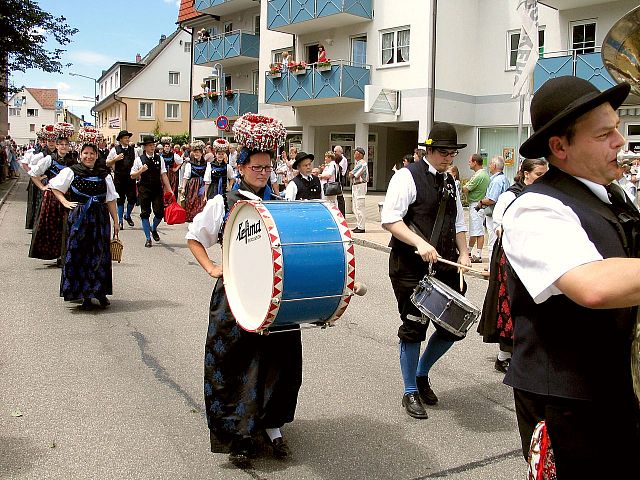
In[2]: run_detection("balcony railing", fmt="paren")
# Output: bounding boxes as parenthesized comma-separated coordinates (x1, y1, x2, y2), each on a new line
(265, 60, 370, 106)
(192, 91, 258, 120)
(195, 0, 258, 16)
(534, 48, 616, 92)
(194, 30, 259, 67)
(267, 0, 372, 35)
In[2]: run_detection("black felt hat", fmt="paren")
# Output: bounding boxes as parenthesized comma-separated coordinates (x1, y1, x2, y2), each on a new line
(418, 122, 466, 149)
(138, 135, 156, 146)
(520, 76, 630, 158)
(292, 151, 314, 169)
(116, 130, 133, 141)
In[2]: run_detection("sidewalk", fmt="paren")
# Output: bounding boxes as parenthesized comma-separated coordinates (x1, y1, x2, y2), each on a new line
(0, 176, 18, 209)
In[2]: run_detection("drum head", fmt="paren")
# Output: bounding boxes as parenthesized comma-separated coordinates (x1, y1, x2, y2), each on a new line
(223, 201, 279, 331)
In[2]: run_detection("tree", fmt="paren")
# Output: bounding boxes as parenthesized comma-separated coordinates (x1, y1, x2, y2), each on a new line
(0, 0, 78, 98)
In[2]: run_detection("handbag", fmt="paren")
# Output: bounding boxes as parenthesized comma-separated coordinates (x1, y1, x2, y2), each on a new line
(110, 235, 124, 263)
(164, 193, 187, 225)
(323, 163, 343, 196)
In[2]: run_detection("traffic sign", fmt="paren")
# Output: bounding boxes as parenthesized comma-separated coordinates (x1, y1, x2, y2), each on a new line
(216, 115, 229, 130)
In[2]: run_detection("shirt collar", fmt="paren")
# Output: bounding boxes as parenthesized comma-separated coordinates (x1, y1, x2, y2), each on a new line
(574, 176, 612, 204)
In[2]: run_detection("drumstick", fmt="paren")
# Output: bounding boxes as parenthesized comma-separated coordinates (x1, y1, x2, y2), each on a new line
(437, 256, 486, 276)
(459, 270, 464, 291)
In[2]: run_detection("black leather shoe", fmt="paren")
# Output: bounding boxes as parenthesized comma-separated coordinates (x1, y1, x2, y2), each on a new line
(271, 437, 290, 459)
(494, 357, 510, 373)
(97, 296, 110, 309)
(151, 230, 160, 242)
(79, 299, 93, 311)
(124, 216, 134, 227)
(416, 376, 438, 405)
(144, 239, 152, 248)
(228, 437, 256, 467)
(352, 228, 365, 233)
(402, 392, 428, 419)
(119, 222, 124, 230)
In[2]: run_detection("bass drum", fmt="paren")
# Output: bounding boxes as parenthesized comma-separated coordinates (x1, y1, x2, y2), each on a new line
(222, 200, 355, 333)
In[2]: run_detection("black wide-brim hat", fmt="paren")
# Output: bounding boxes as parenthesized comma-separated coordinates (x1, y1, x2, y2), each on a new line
(520, 76, 630, 158)
(418, 122, 467, 149)
(116, 130, 133, 141)
(138, 135, 156, 146)
(292, 151, 314, 169)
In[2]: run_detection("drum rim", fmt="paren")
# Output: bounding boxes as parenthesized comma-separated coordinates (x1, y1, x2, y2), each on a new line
(420, 275, 480, 315)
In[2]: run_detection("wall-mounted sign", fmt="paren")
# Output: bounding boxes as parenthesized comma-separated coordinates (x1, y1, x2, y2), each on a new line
(108, 117, 120, 129)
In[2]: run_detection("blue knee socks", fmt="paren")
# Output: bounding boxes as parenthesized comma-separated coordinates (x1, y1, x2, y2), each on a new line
(152, 216, 161, 232)
(117, 205, 124, 224)
(416, 330, 455, 377)
(141, 218, 151, 240)
(399, 341, 421, 394)
(125, 203, 135, 219)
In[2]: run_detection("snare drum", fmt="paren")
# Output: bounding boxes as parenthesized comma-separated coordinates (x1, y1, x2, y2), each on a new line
(223, 200, 355, 332)
(411, 275, 480, 339)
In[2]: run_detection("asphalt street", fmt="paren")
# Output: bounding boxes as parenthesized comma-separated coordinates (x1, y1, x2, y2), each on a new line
(0, 177, 526, 479)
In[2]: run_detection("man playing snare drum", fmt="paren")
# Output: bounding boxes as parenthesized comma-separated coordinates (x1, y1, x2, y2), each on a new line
(381, 122, 471, 419)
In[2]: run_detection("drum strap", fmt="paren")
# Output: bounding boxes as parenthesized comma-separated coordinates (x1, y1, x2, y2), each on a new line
(408, 188, 450, 246)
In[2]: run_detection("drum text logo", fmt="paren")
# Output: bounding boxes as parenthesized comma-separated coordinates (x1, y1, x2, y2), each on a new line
(236, 219, 262, 244)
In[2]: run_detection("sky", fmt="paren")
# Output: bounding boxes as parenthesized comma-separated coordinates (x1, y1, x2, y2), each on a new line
(10, 0, 183, 124)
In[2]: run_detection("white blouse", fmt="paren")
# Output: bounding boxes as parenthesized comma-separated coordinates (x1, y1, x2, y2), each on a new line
(48, 167, 119, 202)
(185, 195, 226, 249)
(28, 155, 53, 177)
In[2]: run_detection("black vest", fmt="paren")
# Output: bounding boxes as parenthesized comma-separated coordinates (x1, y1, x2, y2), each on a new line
(46, 152, 75, 179)
(138, 153, 162, 188)
(292, 174, 322, 200)
(68, 173, 108, 204)
(389, 161, 458, 275)
(504, 167, 638, 401)
(161, 151, 176, 169)
(114, 145, 136, 179)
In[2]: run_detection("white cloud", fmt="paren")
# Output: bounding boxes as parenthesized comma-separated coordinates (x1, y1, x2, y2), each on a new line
(163, 0, 180, 7)
(56, 81, 71, 92)
(68, 50, 114, 67)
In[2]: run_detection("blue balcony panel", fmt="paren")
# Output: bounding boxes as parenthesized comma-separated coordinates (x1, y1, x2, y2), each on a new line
(195, 0, 259, 17)
(267, 0, 372, 35)
(265, 62, 370, 106)
(193, 93, 257, 120)
(194, 32, 260, 68)
(534, 50, 615, 93)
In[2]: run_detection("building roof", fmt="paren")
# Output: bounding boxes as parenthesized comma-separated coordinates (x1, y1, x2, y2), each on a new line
(142, 29, 180, 65)
(25, 88, 58, 110)
(177, 0, 204, 24)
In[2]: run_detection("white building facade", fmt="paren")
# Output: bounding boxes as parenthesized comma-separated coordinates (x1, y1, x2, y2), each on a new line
(7, 88, 58, 145)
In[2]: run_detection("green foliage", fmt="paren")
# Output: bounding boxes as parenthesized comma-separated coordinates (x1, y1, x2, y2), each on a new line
(0, 0, 78, 97)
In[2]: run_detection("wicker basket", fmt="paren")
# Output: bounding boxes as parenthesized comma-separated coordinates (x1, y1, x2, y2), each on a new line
(110, 237, 124, 263)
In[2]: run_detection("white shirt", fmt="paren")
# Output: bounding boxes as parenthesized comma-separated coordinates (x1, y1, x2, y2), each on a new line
(284, 174, 324, 201)
(185, 195, 227, 248)
(106, 145, 135, 163)
(491, 190, 517, 231)
(131, 155, 167, 175)
(502, 176, 612, 304)
(380, 159, 467, 234)
(48, 167, 119, 202)
(339, 154, 348, 175)
(29, 155, 53, 177)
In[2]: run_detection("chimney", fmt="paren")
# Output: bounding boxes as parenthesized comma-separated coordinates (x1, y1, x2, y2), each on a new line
(135, 53, 142, 63)
(159, 34, 166, 44)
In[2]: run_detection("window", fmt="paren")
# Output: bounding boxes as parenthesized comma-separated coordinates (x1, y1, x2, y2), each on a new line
(27, 108, 38, 117)
(224, 22, 233, 34)
(169, 71, 180, 85)
(204, 77, 218, 93)
(628, 124, 640, 136)
(538, 29, 545, 57)
(30, 124, 35, 132)
(9, 108, 20, 116)
(254, 15, 260, 35)
(507, 28, 546, 70)
(252, 70, 259, 95)
(166, 103, 180, 119)
(381, 27, 409, 65)
(351, 36, 367, 65)
(139, 102, 153, 119)
(571, 20, 596, 55)
(115, 72, 119, 87)
(184, 41, 192, 53)
(272, 48, 292, 64)
(139, 133, 152, 142)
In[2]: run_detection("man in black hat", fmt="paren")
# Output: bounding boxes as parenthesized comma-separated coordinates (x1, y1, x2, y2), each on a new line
(107, 130, 137, 229)
(501, 76, 640, 477)
(381, 122, 471, 419)
(284, 151, 322, 200)
(131, 135, 172, 247)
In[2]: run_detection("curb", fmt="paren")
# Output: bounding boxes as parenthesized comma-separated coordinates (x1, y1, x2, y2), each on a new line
(0, 178, 18, 209)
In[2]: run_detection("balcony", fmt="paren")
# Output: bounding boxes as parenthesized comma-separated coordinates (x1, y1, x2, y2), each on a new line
(194, 30, 259, 67)
(267, 0, 372, 35)
(195, 0, 259, 16)
(192, 91, 258, 120)
(534, 49, 616, 92)
(538, 1, 618, 10)
(265, 60, 370, 106)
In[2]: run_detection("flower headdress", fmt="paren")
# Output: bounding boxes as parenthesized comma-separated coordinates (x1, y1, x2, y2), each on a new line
(160, 136, 173, 145)
(54, 122, 75, 140)
(190, 140, 206, 151)
(212, 138, 229, 152)
(78, 126, 99, 143)
(41, 124, 58, 142)
(232, 113, 287, 165)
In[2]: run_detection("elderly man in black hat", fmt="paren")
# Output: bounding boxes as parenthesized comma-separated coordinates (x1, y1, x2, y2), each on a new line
(501, 76, 640, 477)
(106, 130, 138, 229)
(130, 135, 172, 247)
(284, 151, 321, 200)
(381, 122, 471, 419)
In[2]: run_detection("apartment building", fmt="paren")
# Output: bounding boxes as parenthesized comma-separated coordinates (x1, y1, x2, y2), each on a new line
(7, 88, 58, 144)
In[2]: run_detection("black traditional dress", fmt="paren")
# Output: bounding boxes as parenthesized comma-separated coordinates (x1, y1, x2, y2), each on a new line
(206, 160, 228, 200)
(187, 182, 302, 453)
(183, 161, 207, 222)
(49, 164, 117, 301)
(161, 151, 182, 199)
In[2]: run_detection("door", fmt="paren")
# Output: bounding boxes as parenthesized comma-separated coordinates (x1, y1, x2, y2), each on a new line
(351, 36, 367, 66)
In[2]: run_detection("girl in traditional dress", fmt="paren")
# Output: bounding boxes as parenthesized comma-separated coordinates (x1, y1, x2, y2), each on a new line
(28, 123, 77, 262)
(205, 138, 232, 199)
(160, 136, 184, 198)
(50, 135, 119, 310)
(186, 114, 301, 467)
(181, 140, 208, 222)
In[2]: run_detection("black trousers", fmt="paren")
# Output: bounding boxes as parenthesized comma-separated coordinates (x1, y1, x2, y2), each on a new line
(337, 194, 345, 217)
(114, 176, 137, 206)
(138, 184, 164, 220)
(513, 388, 640, 477)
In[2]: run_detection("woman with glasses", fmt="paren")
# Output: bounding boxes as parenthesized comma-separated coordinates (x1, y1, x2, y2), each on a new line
(186, 114, 301, 468)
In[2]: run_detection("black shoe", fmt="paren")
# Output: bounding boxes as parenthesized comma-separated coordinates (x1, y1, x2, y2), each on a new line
(151, 230, 160, 242)
(271, 437, 290, 459)
(144, 239, 152, 248)
(97, 296, 110, 309)
(119, 222, 124, 230)
(352, 228, 365, 233)
(124, 216, 134, 227)
(402, 392, 428, 419)
(494, 357, 510, 373)
(56, 257, 63, 268)
(416, 376, 438, 405)
(79, 299, 94, 311)
(228, 437, 256, 468)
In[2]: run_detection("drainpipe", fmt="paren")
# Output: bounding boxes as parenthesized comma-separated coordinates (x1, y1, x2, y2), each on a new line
(179, 25, 194, 141)
(429, 0, 438, 130)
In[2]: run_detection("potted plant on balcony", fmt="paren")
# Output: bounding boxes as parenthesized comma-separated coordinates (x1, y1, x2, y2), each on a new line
(289, 61, 307, 75)
(224, 89, 235, 99)
(269, 63, 282, 78)
(193, 93, 205, 103)
(317, 59, 332, 72)
(208, 91, 219, 101)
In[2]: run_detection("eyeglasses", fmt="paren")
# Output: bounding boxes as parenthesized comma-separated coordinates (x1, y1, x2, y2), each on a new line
(435, 148, 458, 158)
(248, 165, 273, 173)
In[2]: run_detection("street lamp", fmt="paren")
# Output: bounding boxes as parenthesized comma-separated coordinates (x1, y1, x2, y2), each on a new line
(69, 72, 97, 126)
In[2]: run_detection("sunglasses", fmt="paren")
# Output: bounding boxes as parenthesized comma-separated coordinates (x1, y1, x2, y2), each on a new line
(435, 148, 458, 158)
(248, 165, 273, 173)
